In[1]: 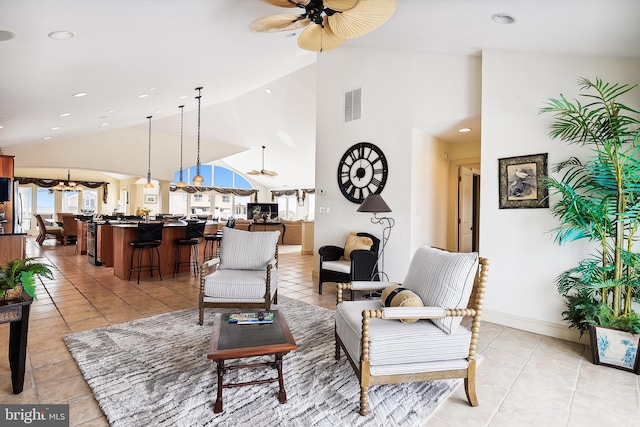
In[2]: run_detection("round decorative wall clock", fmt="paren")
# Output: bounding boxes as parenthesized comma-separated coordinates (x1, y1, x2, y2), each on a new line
(337, 142, 388, 204)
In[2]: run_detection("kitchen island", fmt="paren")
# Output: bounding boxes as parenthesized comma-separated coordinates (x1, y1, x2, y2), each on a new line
(0, 223, 27, 265)
(110, 221, 218, 280)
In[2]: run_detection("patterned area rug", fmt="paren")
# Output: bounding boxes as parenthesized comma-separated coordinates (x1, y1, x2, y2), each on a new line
(64, 297, 464, 427)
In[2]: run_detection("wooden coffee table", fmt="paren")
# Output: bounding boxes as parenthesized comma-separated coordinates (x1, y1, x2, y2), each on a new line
(207, 310, 297, 413)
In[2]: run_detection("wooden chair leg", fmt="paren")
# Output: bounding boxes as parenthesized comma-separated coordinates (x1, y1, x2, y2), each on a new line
(334, 334, 341, 360)
(359, 386, 369, 416)
(198, 306, 204, 326)
(465, 359, 479, 406)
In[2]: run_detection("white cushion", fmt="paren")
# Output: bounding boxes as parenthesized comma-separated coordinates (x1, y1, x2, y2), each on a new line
(204, 268, 277, 299)
(322, 259, 351, 274)
(403, 245, 478, 334)
(335, 301, 471, 367)
(218, 228, 279, 270)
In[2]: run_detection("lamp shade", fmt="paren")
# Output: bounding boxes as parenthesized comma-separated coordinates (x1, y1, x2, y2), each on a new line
(357, 193, 391, 213)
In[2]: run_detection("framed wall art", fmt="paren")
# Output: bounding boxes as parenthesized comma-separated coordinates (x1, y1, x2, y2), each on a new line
(498, 153, 549, 209)
(144, 194, 157, 204)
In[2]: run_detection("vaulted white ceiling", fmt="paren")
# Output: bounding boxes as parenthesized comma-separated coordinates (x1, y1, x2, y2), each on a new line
(1, 0, 639, 188)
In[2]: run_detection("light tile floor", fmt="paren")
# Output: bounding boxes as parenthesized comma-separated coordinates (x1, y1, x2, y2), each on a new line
(0, 238, 638, 426)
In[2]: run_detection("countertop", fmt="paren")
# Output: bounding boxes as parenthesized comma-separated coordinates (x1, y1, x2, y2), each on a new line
(107, 220, 219, 229)
(0, 222, 26, 236)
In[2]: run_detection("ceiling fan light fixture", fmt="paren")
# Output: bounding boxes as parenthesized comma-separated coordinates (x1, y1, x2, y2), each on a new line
(249, 14, 310, 32)
(327, 0, 397, 40)
(251, 0, 396, 52)
(247, 145, 278, 177)
(298, 17, 343, 52)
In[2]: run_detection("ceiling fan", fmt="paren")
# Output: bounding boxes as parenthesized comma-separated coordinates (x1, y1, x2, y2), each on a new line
(247, 145, 279, 177)
(249, 0, 398, 52)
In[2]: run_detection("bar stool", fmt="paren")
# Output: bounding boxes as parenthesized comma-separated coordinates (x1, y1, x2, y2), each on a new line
(129, 222, 164, 284)
(173, 220, 206, 277)
(203, 217, 236, 261)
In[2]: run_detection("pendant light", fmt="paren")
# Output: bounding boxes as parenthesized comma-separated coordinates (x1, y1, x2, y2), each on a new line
(192, 86, 204, 186)
(53, 169, 78, 191)
(144, 115, 154, 189)
(175, 105, 186, 188)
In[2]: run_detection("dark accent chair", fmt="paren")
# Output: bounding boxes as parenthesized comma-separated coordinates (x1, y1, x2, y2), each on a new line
(318, 232, 380, 300)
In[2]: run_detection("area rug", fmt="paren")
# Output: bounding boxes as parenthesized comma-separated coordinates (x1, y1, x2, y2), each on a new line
(64, 297, 466, 427)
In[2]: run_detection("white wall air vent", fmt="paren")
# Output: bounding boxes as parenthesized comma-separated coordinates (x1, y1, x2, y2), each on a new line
(344, 88, 362, 122)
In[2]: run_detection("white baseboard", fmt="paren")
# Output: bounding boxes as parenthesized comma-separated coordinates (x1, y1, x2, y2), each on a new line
(482, 309, 591, 346)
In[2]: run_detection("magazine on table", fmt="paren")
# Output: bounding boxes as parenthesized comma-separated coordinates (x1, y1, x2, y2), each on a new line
(228, 312, 274, 324)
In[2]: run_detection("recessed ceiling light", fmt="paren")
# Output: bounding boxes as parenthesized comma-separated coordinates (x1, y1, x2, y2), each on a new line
(458, 128, 472, 133)
(265, 88, 272, 94)
(179, 95, 188, 99)
(73, 92, 88, 97)
(0, 30, 16, 42)
(59, 112, 71, 117)
(101, 123, 109, 127)
(492, 13, 516, 24)
(43, 136, 51, 140)
(50, 126, 60, 131)
(48, 31, 76, 40)
(138, 94, 148, 99)
(107, 109, 117, 114)
(155, 110, 162, 114)
(0, 125, 4, 129)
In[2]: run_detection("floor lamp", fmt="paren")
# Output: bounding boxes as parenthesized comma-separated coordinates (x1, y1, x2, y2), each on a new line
(357, 193, 395, 282)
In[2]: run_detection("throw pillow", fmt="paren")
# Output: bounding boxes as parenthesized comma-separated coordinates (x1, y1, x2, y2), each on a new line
(344, 232, 373, 261)
(381, 284, 424, 323)
(218, 227, 280, 270)
(403, 245, 478, 334)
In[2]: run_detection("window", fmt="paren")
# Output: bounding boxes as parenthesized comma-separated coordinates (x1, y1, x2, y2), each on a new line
(61, 191, 79, 213)
(82, 189, 98, 210)
(222, 195, 230, 203)
(277, 196, 296, 221)
(307, 193, 315, 221)
(36, 188, 55, 224)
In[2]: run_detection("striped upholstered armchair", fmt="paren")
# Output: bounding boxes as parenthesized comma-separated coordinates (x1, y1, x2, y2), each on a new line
(198, 227, 280, 325)
(334, 245, 489, 416)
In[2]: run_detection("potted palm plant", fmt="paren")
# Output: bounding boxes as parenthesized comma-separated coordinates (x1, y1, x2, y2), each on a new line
(540, 77, 640, 373)
(0, 257, 54, 301)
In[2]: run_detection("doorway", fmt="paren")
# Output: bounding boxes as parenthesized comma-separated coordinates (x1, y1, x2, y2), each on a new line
(458, 166, 480, 252)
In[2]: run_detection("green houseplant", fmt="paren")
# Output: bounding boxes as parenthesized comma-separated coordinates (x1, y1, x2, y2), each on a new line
(540, 77, 640, 371)
(0, 257, 54, 300)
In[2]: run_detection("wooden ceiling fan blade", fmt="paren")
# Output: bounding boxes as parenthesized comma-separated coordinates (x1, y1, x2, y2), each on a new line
(247, 170, 261, 175)
(250, 14, 310, 33)
(327, 0, 397, 40)
(324, 0, 360, 12)
(263, 170, 279, 177)
(261, 0, 310, 8)
(297, 19, 344, 52)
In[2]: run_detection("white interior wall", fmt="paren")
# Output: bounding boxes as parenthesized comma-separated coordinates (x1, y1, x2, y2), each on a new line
(314, 47, 481, 281)
(410, 130, 449, 251)
(480, 50, 640, 342)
